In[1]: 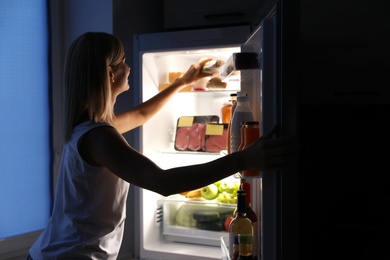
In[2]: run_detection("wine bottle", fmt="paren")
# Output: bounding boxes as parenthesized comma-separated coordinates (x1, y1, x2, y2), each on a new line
(237, 234, 254, 260)
(240, 180, 258, 224)
(228, 190, 253, 260)
(232, 180, 258, 224)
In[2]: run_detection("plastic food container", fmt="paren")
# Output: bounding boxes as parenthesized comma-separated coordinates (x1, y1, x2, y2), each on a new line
(190, 77, 210, 91)
(158, 196, 235, 247)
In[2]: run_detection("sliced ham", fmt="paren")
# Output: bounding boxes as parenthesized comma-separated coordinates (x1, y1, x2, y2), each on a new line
(175, 127, 191, 150)
(204, 128, 228, 153)
(174, 116, 220, 152)
(188, 123, 206, 151)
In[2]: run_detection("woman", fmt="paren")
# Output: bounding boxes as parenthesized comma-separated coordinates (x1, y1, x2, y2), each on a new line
(28, 32, 296, 259)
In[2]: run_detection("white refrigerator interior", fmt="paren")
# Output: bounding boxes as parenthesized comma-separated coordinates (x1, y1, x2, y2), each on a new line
(134, 19, 278, 260)
(139, 48, 241, 260)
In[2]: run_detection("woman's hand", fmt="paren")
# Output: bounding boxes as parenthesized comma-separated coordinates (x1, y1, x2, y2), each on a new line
(176, 59, 215, 85)
(242, 125, 298, 172)
(113, 59, 216, 134)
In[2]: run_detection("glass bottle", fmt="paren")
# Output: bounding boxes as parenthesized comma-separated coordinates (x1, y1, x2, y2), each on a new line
(241, 180, 259, 260)
(228, 190, 253, 260)
(237, 180, 258, 224)
(238, 234, 253, 260)
(221, 102, 232, 124)
(226, 93, 237, 154)
(239, 121, 260, 177)
(230, 95, 254, 154)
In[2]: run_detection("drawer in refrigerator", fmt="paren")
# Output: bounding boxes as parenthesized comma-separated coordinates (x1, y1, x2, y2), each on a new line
(158, 195, 235, 247)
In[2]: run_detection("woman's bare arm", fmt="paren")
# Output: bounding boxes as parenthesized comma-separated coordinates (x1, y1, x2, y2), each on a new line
(80, 125, 297, 196)
(112, 59, 213, 134)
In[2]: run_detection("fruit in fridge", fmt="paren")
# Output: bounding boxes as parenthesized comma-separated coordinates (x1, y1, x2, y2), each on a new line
(184, 188, 202, 198)
(218, 179, 236, 193)
(201, 184, 219, 200)
(224, 216, 234, 231)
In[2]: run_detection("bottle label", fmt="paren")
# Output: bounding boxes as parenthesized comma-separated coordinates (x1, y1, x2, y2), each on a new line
(229, 232, 239, 260)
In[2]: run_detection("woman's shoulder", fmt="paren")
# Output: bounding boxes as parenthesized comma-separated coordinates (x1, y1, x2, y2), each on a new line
(76, 122, 121, 166)
(70, 121, 116, 147)
(75, 121, 113, 133)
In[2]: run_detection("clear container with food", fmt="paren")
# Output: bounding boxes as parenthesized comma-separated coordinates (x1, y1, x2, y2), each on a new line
(157, 177, 239, 247)
(159, 197, 235, 247)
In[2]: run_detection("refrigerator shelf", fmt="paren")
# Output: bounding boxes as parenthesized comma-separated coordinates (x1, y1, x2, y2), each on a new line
(164, 225, 229, 247)
(159, 195, 237, 206)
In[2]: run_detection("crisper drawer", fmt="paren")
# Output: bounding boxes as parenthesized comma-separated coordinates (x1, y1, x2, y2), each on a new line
(164, 0, 265, 30)
(159, 196, 236, 247)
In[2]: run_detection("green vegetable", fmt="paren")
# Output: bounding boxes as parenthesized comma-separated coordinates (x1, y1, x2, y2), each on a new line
(196, 221, 224, 231)
(193, 211, 220, 222)
(175, 204, 198, 227)
(174, 203, 235, 229)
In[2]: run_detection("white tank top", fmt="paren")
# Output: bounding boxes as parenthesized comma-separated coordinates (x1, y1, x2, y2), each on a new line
(29, 121, 130, 259)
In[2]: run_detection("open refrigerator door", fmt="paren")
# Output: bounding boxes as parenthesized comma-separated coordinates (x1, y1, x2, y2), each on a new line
(133, 26, 252, 260)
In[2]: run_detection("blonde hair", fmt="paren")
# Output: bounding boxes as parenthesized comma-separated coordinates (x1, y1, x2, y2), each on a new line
(63, 32, 124, 142)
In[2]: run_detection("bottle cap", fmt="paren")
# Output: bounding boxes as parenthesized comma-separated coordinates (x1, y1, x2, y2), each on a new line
(241, 181, 251, 203)
(237, 95, 249, 102)
(238, 234, 252, 243)
(237, 190, 247, 214)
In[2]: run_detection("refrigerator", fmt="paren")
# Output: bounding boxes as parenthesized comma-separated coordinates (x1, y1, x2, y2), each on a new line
(125, 0, 390, 259)
(131, 6, 283, 260)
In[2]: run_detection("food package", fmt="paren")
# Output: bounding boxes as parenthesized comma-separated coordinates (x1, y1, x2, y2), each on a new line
(174, 116, 227, 153)
(159, 83, 171, 91)
(206, 77, 227, 90)
(174, 115, 219, 152)
(201, 59, 225, 75)
(191, 77, 227, 91)
(168, 72, 184, 83)
(190, 77, 210, 91)
(159, 72, 191, 92)
(203, 123, 228, 153)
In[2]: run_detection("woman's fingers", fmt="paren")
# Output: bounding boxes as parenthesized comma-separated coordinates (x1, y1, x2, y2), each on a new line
(257, 136, 299, 171)
(260, 124, 279, 140)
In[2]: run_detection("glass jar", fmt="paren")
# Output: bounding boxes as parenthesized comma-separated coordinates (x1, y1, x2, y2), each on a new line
(239, 121, 260, 177)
